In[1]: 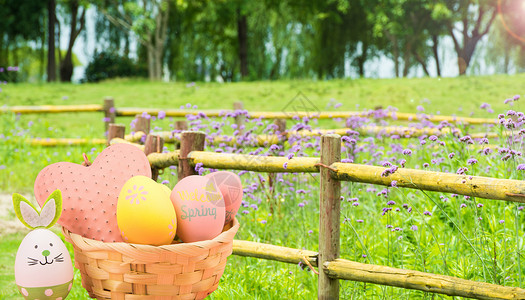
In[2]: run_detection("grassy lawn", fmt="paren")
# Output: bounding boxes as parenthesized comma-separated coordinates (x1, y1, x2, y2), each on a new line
(1, 74, 525, 299)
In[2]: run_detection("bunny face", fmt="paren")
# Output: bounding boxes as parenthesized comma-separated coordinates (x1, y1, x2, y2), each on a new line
(15, 229, 73, 287)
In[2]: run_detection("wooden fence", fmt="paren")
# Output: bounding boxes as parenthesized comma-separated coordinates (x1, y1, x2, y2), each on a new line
(3, 99, 506, 148)
(112, 126, 525, 299)
(0, 98, 498, 127)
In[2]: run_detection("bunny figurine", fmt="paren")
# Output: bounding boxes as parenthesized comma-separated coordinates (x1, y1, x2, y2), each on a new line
(13, 190, 74, 300)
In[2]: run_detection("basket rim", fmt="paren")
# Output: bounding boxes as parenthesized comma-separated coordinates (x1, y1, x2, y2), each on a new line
(62, 217, 239, 254)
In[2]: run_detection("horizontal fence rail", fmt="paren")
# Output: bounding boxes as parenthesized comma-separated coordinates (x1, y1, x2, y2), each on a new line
(1, 102, 498, 124)
(142, 149, 525, 203)
(0, 104, 104, 113)
(324, 259, 525, 300)
(232, 240, 318, 267)
(231, 240, 525, 300)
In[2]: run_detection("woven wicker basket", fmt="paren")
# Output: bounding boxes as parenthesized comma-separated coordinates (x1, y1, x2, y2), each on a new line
(62, 218, 239, 300)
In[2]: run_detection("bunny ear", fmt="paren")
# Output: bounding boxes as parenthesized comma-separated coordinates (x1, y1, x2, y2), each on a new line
(41, 189, 62, 228)
(12, 190, 63, 230)
(13, 193, 39, 230)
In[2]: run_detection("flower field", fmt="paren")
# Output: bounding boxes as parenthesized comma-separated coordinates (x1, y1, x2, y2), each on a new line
(1, 77, 525, 299)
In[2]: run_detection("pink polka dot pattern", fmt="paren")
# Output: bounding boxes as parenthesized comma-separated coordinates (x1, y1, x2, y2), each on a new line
(45, 288, 53, 296)
(34, 143, 152, 242)
(21, 288, 28, 296)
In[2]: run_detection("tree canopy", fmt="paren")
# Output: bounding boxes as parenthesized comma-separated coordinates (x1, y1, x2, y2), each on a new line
(1, 0, 524, 82)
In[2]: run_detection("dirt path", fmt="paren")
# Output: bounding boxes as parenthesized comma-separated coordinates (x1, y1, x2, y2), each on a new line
(0, 193, 32, 236)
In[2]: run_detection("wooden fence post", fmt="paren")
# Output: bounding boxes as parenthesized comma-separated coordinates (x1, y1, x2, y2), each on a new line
(177, 131, 206, 180)
(133, 115, 151, 136)
(175, 120, 188, 131)
(103, 97, 116, 134)
(274, 119, 287, 141)
(233, 101, 245, 135)
(319, 134, 341, 300)
(107, 124, 125, 146)
(145, 134, 165, 181)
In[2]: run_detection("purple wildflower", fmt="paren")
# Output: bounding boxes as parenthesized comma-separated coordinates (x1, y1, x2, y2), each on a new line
(467, 158, 478, 165)
(391, 180, 397, 187)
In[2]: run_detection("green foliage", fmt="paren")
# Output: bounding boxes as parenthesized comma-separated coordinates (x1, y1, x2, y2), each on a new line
(84, 51, 147, 82)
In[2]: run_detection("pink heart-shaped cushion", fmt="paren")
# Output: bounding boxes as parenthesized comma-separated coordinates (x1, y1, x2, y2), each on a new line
(34, 143, 152, 242)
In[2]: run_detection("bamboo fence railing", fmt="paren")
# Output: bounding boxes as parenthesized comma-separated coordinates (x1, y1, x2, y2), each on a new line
(107, 127, 525, 299)
(5, 99, 509, 148)
(0, 98, 498, 125)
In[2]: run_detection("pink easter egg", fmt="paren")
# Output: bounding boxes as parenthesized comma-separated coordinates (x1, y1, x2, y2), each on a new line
(205, 171, 243, 224)
(170, 176, 225, 243)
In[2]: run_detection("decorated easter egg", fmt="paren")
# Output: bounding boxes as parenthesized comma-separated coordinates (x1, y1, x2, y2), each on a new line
(15, 229, 74, 300)
(13, 190, 73, 300)
(170, 176, 225, 243)
(205, 171, 243, 224)
(117, 176, 177, 245)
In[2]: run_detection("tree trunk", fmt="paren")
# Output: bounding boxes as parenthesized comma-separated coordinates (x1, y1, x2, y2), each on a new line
(47, 0, 56, 82)
(237, 8, 248, 79)
(413, 51, 430, 76)
(155, 46, 162, 79)
(0, 35, 5, 67)
(59, 0, 85, 82)
(457, 38, 478, 76)
(40, 20, 46, 80)
(147, 45, 155, 80)
(431, 34, 441, 77)
(386, 32, 399, 78)
(403, 42, 411, 77)
(503, 46, 510, 74)
(449, 4, 497, 76)
(270, 47, 282, 80)
(357, 42, 368, 78)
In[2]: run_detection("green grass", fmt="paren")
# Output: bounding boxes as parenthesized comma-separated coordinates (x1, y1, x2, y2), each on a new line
(2, 74, 525, 299)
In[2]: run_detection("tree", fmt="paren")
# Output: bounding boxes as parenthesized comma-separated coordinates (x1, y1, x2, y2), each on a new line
(485, 0, 525, 74)
(48, 0, 57, 81)
(96, 0, 170, 81)
(0, 0, 47, 80)
(442, 0, 497, 75)
(57, 0, 86, 82)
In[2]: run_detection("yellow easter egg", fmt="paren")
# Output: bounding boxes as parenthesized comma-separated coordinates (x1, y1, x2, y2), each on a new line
(117, 176, 177, 245)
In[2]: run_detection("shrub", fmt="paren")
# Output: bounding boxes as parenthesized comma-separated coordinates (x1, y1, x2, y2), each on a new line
(84, 52, 147, 82)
